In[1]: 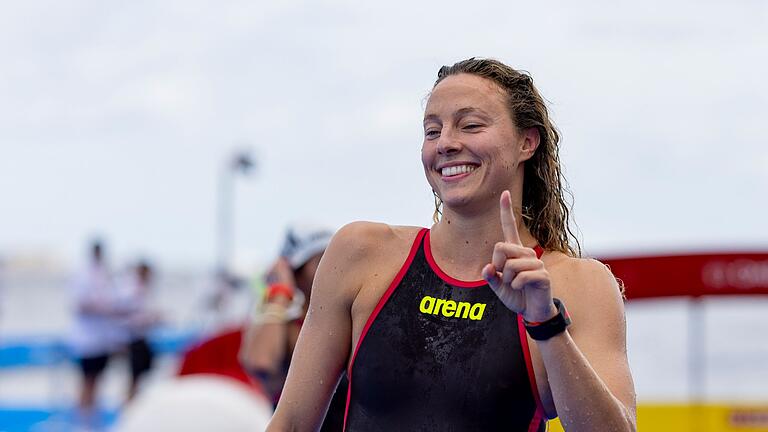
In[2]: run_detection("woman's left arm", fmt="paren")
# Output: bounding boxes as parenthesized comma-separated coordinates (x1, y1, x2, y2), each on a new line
(483, 191, 636, 431)
(539, 259, 637, 431)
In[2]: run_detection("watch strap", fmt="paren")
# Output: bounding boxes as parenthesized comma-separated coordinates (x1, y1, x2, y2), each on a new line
(524, 298, 571, 341)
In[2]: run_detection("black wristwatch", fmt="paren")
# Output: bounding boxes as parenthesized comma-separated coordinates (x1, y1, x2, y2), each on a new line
(524, 298, 571, 341)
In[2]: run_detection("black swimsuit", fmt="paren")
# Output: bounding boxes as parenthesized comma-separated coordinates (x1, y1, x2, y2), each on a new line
(343, 228, 547, 432)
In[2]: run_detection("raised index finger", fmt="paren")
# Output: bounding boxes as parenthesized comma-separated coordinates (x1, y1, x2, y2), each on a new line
(499, 190, 522, 245)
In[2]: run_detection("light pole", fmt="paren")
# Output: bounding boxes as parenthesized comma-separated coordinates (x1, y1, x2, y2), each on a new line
(216, 149, 255, 285)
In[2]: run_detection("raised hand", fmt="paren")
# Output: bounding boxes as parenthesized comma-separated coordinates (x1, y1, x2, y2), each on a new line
(266, 258, 297, 288)
(264, 258, 297, 306)
(481, 190, 557, 323)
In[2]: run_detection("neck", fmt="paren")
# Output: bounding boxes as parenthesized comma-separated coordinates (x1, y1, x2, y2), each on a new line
(430, 195, 537, 281)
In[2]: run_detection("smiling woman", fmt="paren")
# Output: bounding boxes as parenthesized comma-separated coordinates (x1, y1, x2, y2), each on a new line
(266, 58, 637, 432)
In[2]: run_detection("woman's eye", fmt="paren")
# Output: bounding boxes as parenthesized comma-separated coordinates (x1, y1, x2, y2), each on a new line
(425, 129, 441, 139)
(463, 124, 482, 130)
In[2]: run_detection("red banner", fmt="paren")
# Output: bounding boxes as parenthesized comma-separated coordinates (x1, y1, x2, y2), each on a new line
(598, 252, 768, 300)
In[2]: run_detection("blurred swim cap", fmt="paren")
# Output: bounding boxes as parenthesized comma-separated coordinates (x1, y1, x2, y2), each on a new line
(280, 223, 334, 270)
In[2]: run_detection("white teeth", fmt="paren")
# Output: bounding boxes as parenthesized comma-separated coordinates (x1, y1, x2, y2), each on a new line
(441, 165, 476, 177)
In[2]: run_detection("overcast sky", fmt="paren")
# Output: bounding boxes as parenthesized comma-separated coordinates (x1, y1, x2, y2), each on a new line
(1, 0, 766, 271)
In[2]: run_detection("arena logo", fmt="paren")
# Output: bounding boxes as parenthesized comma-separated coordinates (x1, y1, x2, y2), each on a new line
(702, 260, 768, 290)
(418, 296, 486, 320)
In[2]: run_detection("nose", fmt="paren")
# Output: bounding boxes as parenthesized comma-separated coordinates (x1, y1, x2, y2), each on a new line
(437, 128, 462, 155)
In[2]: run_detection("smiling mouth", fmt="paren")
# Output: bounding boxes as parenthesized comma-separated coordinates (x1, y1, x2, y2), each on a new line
(441, 164, 477, 177)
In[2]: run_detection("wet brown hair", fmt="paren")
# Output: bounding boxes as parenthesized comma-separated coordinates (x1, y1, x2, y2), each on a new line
(432, 58, 581, 257)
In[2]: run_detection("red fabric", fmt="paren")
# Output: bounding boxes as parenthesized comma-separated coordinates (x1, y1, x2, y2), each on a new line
(599, 252, 768, 300)
(518, 315, 545, 431)
(178, 327, 264, 395)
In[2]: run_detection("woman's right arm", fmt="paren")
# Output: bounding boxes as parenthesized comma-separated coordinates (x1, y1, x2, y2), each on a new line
(266, 222, 373, 432)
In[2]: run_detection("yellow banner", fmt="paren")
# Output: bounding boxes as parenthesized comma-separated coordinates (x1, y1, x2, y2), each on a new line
(546, 403, 768, 432)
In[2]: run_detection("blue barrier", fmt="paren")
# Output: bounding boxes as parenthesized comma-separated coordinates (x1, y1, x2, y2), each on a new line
(0, 328, 201, 369)
(0, 405, 119, 432)
(0, 336, 68, 368)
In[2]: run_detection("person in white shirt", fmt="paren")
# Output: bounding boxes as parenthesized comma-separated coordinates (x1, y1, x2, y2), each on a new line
(69, 239, 123, 415)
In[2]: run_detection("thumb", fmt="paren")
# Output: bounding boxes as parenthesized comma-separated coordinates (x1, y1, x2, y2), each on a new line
(482, 264, 502, 290)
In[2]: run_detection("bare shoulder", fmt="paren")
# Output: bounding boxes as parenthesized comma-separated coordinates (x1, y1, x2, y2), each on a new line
(320, 222, 423, 296)
(545, 253, 622, 300)
(327, 221, 420, 261)
(545, 253, 625, 335)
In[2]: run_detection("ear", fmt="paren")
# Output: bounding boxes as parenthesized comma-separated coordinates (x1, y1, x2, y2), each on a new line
(518, 127, 540, 162)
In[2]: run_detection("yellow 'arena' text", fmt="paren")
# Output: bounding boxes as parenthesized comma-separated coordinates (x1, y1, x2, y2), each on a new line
(418, 295, 486, 320)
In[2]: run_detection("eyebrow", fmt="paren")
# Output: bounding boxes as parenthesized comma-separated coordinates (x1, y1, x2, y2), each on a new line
(423, 106, 491, 126)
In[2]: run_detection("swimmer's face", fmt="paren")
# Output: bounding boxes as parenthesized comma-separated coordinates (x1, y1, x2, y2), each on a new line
(422, 73, 538, 211)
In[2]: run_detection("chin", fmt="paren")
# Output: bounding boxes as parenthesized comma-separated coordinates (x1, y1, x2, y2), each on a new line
(439, 193, 475, 210)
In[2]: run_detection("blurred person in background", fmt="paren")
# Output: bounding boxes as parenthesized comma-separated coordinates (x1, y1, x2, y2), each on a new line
(68, 239, 123, 420)
(239, 224, 346, 431)
(115, 259, 162, 402)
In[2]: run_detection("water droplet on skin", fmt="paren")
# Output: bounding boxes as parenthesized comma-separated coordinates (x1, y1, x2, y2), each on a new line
(319, 379, 324, 385)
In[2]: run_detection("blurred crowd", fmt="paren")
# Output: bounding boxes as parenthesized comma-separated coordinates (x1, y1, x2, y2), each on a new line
(62, 224, 341, 431)
(69, 239, 162, 426)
